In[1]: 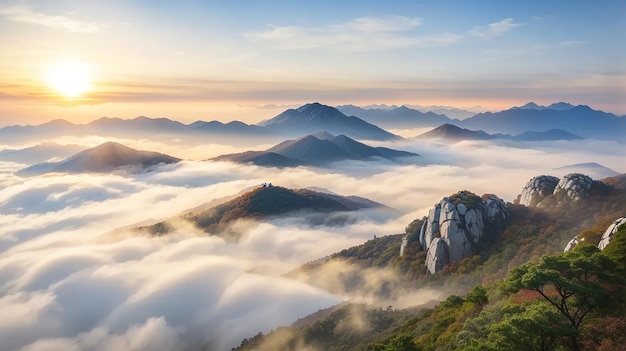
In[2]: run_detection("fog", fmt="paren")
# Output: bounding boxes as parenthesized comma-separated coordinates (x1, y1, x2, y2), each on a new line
(1, 137, 624, 351)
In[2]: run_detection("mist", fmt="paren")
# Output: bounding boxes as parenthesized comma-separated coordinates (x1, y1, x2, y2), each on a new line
(1, 137, 624, 351)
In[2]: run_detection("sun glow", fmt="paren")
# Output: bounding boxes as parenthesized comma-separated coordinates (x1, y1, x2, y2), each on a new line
(46, 61, 91, 98)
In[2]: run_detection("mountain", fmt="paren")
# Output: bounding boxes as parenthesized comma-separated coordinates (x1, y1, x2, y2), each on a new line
(0, 116, 279, 146)
(514, 129, 583, 141)
(554, 162, 620, 179)
(414, 124, 583, 142)
(213, 132, 418, 167)
(336, 104, 455, 129)
(0, 142, 85, 164)
(459, 105, 626, 141)
(86, 116, 188, 134)
(139, 185, 387, 238)
(259, 103, 400, 141)
(0, 119, 82, 143)
(231, 176, 626, 351)
(517, 101, 576, 111)
(17, 141, 180, 176)
(187, 120, 272, 135)
(414, 123, 494, 141)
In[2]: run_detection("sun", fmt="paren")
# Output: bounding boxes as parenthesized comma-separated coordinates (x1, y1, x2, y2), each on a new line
(46, 61, 91, 98)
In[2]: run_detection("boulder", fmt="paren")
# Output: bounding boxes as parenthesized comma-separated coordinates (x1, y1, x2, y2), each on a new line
(419, 191, 508, 274)
(553, 173, 593, 201)
(598, 217, 626, 250)
(518, 175, 559, 207)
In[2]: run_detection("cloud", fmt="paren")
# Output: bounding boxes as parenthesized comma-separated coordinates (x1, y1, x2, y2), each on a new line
(245, 15, 460, 51)
(469, 18, 524, 38)
(0, 5, 106, 33)
(0, 137, 624, 350)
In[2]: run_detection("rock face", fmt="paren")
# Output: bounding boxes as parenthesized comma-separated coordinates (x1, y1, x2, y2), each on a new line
(519, 175, 559, 207)
(518, 173, 596, 207)
(419, 191, 508, 274)
(553, 173, 593, 201)
(564, 236, 584, 252)
(598, 217, 626, 250)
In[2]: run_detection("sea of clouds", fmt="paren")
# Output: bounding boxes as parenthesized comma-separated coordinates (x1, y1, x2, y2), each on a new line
(1, 137, 624, 351)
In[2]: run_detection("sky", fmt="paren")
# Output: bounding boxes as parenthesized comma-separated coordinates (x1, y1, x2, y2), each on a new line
(0, 0, 625, 126)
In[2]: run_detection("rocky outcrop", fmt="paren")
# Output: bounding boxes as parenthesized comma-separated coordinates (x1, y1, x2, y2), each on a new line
(518, 173, 596, 207)
(563, 217, 625, 252)
(598, 217, 626, 250)
(564, 236, 584, 252)
(518, 175, 559, 207)
(419, 191, 508, 274)
(553, 173, 593, 201)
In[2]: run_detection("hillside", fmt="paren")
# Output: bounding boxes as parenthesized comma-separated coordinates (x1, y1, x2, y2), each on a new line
(259, 103, 400, 141)
(231, 174, 626, 351)
(16, 141, 181, 176)
(213, 132, 418, 167)
(138, 185, 386, 239)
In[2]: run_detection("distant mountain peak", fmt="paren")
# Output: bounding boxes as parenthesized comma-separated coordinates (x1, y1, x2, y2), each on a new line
(259, 103, 400, 141)
(17, 141, 180, 176)
(517, 101, 576, 111)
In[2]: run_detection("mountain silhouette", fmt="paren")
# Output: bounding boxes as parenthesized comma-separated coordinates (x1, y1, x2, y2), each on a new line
(17, 141, 180, 176)
(214, 132, 418, 167)
(337, 104, 455, 129)
(259, 103, 400, 141)
(459, 105, 625, 141)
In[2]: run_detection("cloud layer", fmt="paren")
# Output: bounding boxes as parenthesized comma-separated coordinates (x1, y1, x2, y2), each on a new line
(0, 136, 624, 351)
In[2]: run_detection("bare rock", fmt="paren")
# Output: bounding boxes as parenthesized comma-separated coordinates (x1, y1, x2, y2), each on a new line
(553, 173, 593, 201)
(419, 191, 508, 274)
(518, 175, 559, 207)
(564, 236, 584, 252)
(598, 217, 626, 250)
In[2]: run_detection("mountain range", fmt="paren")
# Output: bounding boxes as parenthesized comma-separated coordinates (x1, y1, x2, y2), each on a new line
(2, 101, 624, 145)
(459, 104, 625, 140)
(213, 132, 418, 167)
(415, 123, 584, 142)
(338, 102, 625, 142)
(336, 105, 454, 129)
(16, 141, 180, 176)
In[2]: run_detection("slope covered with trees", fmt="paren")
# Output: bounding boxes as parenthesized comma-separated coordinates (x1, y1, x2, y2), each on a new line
(232, 175, 626, 351)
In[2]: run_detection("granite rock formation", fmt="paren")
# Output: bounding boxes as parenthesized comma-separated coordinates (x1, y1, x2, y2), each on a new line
(418, 191, 508, 274)
(598, 217, 626, 250)
(553, 173, 593, 201)
(518, 175, 559, 207)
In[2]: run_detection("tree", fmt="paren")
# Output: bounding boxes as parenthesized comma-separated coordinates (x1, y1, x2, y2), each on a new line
(464, 285, 488, 308)
(488, 301, 572, 351)
(501, 245, 625, 350)
(373, 333, 419, 351)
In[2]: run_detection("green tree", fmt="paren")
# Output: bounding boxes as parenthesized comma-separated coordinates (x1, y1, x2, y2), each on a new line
(488, 302, 572, 351)
(373, 333, 419, 351)
(464, 285, 488, 308)
(501, 245, 624, 350)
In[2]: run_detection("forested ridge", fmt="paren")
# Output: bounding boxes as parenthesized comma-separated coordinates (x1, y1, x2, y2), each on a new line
(233, 176, 626, 351)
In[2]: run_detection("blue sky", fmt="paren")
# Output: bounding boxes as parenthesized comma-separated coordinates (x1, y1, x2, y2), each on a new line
(0, 0, 624, 125)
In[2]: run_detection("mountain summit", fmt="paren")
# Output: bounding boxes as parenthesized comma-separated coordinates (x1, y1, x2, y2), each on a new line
(17, 141, 180, 176)
(214, 132, 418, 167)
(259, 103, 400, 141)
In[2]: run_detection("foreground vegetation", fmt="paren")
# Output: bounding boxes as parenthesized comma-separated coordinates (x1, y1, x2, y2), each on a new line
(233, 176, 626, 351)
